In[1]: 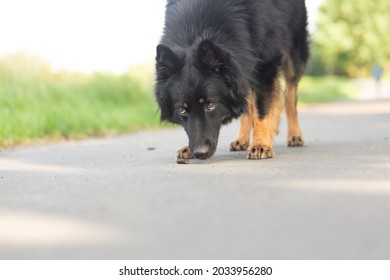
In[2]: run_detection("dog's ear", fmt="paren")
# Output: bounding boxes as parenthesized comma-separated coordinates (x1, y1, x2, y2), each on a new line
(197, 40, 227, 73)
(156, 45, 180, 79)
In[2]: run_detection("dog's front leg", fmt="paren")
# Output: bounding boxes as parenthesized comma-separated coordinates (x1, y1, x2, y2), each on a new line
(247, 84, 281, 160)
(230, 90, 255, 152)
(230, 113, 252, 152)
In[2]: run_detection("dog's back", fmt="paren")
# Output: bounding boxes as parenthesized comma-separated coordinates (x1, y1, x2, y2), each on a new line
(162, 0, 308, 70)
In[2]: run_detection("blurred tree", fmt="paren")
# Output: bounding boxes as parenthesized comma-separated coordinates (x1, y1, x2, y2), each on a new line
(310, 0, 390, 77)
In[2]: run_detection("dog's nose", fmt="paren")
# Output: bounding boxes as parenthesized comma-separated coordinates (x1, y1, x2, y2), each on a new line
(193, 146, 210, 160)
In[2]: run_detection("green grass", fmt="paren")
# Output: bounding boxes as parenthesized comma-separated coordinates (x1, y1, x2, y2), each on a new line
(298, 76, 359, 104)
(0, 53, 163, 147)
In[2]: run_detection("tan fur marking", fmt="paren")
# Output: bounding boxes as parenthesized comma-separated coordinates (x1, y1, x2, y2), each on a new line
(250, 82, 281, 158)
(177, 145, 193, 159)
(285, 82, 304, 146)
(284, 55, 296, 81)
(283, 55, 304, 147)
(229, 93, 254, 151)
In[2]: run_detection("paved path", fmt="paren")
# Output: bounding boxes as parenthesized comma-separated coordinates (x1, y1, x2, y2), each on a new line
(1, 100, 390, 259)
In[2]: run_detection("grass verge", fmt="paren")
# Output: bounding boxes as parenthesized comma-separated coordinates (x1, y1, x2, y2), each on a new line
(0, 53, 165, 147)
(298, 76, 359, 104)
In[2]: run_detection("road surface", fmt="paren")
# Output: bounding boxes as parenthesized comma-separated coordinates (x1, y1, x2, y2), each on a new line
(1, 100, 390, 259)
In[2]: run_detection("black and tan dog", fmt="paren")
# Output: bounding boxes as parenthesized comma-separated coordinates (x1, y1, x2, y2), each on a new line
(155, 0, 309, 162)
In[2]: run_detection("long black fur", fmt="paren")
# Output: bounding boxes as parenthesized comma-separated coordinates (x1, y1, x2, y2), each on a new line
(155, 0, 309, 159)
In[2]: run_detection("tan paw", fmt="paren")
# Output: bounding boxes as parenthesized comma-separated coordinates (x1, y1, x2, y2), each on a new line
(176, 146, 193, 164)
(230, 139, 249, 151)
(247, 145, 274, 160)
(288, 135, 304, 147)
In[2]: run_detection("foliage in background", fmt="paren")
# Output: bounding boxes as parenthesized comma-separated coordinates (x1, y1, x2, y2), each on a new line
(307, 0, 390, 77)
(0, 53, 163, 147)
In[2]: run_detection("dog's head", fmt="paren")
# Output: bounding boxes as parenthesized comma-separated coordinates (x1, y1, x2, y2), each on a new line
(155, 40, 247, 159)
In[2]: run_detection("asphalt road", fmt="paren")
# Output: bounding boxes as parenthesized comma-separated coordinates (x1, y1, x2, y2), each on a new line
(1, 100, 390, 259)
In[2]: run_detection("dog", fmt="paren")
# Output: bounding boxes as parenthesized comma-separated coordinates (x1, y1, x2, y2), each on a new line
(155, 0, 309, 162)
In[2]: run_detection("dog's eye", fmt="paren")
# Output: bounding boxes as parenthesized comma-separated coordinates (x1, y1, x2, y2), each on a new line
(205, 102, 216, 111)
(178, 107, 187, 115)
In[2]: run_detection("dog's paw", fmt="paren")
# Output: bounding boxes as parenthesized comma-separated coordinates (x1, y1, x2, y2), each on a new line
(230, 140, 249, 152)
(176, 146, 193, 164)
(247, 145, 274, 160)
(177, 146, 193, 159)
(288, 135, 304, 147)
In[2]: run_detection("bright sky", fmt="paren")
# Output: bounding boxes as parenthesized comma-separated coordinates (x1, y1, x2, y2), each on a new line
(0, 0, 322, 73)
